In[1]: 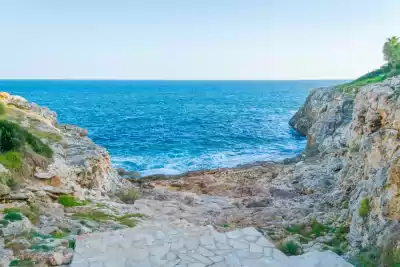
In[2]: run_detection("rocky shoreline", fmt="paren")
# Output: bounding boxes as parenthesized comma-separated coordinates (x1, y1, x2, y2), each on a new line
(1, 76, 400, 266)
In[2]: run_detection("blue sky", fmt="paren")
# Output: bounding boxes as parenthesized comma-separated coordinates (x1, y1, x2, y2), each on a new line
(0, 0, 399, 80)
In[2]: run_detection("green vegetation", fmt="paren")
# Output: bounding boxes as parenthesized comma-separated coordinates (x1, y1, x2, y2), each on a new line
(0, 172, 17, 188)
(50, 230, 69, 239)
(29, 128, 62, 142)
(358, 198, 370, 218)
(286, 220, 350, 255)
(30, 231, 52, 239)
(0, 151, 23, 169)
(287, 219, 329, 238)
(118, 217, 138, 227)
(322, 225, 350, 256)
(3, 205, 39, 224)
(383, 36, 400, 70)
(348, 247, 391, 267)
(0, 102, 6, 116)
(0, 120, 53, 158)
(9, 259, 36, 267)
(58, 194, 89, 207)
(29, 244, 53, 252)
(337, 36, 400, 96)
(4, 211, 23, 221)
(279, 240, 301, 256)
(72, 209, 144, 228)
(72, 209, 113, 222)
(95, 202, 107, 208)
(116, 188, 140, 204)
(68, 239, 76, 249)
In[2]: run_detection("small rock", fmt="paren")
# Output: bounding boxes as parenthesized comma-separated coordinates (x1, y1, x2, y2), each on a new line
(62, 248, 74, 264)
(48, 252, 64, 266)
(0, 184, 10, 196)
(34, 172, 55, 179)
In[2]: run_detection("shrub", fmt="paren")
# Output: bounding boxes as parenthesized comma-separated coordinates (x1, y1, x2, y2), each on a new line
(116, 189, 140, 204)
(119, 218, 137, 227)
(0, 102, 6, 116)
(0, 120, 53, 158)
(68, 239, 76, 249)
(358, 198, 370, 218)
(29, 129, 62, 142)
(279, 241, 301, 256)
(58, 195, 88, 207)
(0, 172, 18, 188)
(0, 151, 23, 169)
(287, 220, 329, 238)
(310, 219, 329, 237)
(72, 210, 142, 228)
(5, 205, 40, 225)
(4, 211, 23, 221)
(349, 248, 380, 267)
(51, 230, 69, 239)
(72, 210, 113, 222)
(9, 260, 36, 267)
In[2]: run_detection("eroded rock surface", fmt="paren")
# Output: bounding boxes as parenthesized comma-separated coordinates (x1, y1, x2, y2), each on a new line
(7, 77, 400, 267)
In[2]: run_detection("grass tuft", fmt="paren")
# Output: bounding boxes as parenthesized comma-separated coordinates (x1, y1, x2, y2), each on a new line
(358, 198, 370, 218)
(116, 189, 140, 204)
(0, 102, 6, 116)
(29, 129, 62, 142)
(58, 195, 88, 207)
(0, 120, 53, 158)
(279, 241, 301, 256)
(72, 209, 144, 228)
(9, 260, 36, 267)
(4, 211, 23, 221)
(0, 151, 23, 169)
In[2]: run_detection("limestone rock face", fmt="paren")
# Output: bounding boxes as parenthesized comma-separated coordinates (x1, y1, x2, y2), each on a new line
(289, 76, 400, 249)
(0, 92, 123, 198)
(290, 86, 353, 155)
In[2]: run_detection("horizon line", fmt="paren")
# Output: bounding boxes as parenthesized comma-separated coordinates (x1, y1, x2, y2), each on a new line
(0, 78, 352, 81)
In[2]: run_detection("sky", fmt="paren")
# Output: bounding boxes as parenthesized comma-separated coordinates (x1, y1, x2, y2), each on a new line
(0, 0, 399, 80)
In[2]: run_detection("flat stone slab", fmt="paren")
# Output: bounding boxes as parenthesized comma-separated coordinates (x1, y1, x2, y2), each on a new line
(71, 222, 353, 267)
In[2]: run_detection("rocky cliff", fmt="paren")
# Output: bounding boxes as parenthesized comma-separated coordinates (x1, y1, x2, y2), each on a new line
(289, 75, 400, 262)
(4, 76, 400, 267)
(140, 76, 400, 265)
(0, 92, 122, 199)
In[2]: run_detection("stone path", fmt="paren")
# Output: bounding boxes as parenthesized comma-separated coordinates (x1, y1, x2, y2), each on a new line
(71, 221, 353, 267)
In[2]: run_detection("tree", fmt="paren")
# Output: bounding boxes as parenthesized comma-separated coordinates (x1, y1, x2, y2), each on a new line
(383, 36, 400, 69)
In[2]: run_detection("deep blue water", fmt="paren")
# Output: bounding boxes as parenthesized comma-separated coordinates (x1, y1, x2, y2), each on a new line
(0, 80, 343, 176)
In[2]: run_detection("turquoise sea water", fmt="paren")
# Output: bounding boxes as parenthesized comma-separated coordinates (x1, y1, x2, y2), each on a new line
(0, 80, 343, 176)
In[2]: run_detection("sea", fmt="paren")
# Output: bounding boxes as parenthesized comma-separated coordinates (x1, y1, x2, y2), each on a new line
(0, 80, 344, 176)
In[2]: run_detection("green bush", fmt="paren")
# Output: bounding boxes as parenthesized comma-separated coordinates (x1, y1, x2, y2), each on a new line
(58, 195, 88, 207)
(4, 211, 23, 221)
(72, 209, 112, 222)
(51, 230, 69, 239)
(0, 151, 23, 169)
(4, 205, 39, 225)
(279, 241, 301, 256)
(116, 189, 140, 204)
(68, 239, 76, 249)
(9, 260, 36, 267)
(310, 219, 329, 237)
(0, 172, 17, 187)
(287, 220, 329, 238)
(358, 198, 370, 218)
(0, 120, 53, 158)
(119, 218, 137, 227)
(349, 248, 381, 267)
(72, 210, 142, 228)
(0, 102, 6, 116)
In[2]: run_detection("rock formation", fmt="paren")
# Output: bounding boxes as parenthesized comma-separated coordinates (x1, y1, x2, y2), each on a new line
(3, 75, 400, 266)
